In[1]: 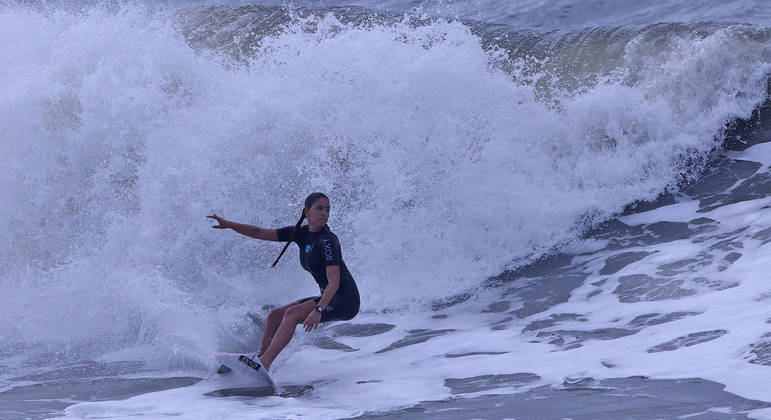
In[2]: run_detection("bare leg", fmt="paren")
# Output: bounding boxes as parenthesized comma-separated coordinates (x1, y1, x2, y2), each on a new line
(259, 300, 305, 357)
(259, 299, 317, 372)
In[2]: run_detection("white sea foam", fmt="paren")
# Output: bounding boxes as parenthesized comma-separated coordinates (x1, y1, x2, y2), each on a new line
(0, 2, 770, 418)
(59, 142, 771, 418)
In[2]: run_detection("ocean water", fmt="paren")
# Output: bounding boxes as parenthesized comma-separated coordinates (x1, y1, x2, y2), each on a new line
(0, 0, 770, 418)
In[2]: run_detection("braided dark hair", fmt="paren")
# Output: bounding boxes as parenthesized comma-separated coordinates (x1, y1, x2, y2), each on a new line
(270, 192, 329, 268)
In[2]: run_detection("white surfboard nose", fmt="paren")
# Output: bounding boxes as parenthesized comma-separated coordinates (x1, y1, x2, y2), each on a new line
(213, 352, 275, 390)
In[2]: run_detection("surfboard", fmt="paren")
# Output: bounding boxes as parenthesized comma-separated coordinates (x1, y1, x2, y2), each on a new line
(208, 352, 275, 396)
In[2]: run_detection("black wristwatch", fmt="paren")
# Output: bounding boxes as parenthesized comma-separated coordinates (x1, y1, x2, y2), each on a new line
(316, 305, 325, 313)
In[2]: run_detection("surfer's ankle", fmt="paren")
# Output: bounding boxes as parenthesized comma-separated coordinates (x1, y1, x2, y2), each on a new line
(259, 356, 271, 372)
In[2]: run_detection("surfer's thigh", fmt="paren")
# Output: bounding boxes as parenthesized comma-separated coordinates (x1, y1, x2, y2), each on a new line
(270, 298, 316, 318)
(283, 299, 316, 323)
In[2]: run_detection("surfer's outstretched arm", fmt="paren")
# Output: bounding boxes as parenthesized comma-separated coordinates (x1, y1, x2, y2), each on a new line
(207, 214, 280, 241)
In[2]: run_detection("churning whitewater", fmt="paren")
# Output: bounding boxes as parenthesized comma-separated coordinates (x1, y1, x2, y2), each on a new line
(0, 0, 770, 419)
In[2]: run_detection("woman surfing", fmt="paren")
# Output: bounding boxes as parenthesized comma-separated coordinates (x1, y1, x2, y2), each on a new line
(207, 192, 360, 372)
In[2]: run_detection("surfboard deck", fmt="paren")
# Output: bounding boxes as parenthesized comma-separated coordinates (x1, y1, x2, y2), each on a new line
(209, 352, 275, 396)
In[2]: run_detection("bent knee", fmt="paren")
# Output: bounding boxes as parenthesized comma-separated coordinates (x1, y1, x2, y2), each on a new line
(283, 307, 311, 323)
(268, 307, 285, 321)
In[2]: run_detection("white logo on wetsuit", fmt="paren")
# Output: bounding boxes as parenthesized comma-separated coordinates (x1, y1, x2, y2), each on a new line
(321, 239, 334, 261)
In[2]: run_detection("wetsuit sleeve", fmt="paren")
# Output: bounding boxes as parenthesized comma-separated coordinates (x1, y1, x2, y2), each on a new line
(276, 226, 297, 243)
(320, 235, 342, 267)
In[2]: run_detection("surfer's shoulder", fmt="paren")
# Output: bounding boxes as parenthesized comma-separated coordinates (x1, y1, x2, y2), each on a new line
(320, 226, 340, 241)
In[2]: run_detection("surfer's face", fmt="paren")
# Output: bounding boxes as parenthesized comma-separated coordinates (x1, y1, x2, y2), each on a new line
(305, 197, 330, 230)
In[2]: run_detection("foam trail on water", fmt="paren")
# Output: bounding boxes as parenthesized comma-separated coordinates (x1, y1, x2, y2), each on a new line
(0, 3, 768, 368)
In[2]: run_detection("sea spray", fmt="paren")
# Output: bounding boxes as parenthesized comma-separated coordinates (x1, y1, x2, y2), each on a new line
(0, 3, 768, 369)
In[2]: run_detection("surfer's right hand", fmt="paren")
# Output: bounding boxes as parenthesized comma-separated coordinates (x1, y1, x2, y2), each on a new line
(207, 214, 230, 229)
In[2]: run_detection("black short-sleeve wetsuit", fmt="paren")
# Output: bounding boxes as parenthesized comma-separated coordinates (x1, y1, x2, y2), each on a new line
(276, 224, 360, 322)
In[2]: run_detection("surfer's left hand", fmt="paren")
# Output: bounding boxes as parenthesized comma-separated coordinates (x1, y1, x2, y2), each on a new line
(303, 311, 321, 332)
(207, 214, 231, 229)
